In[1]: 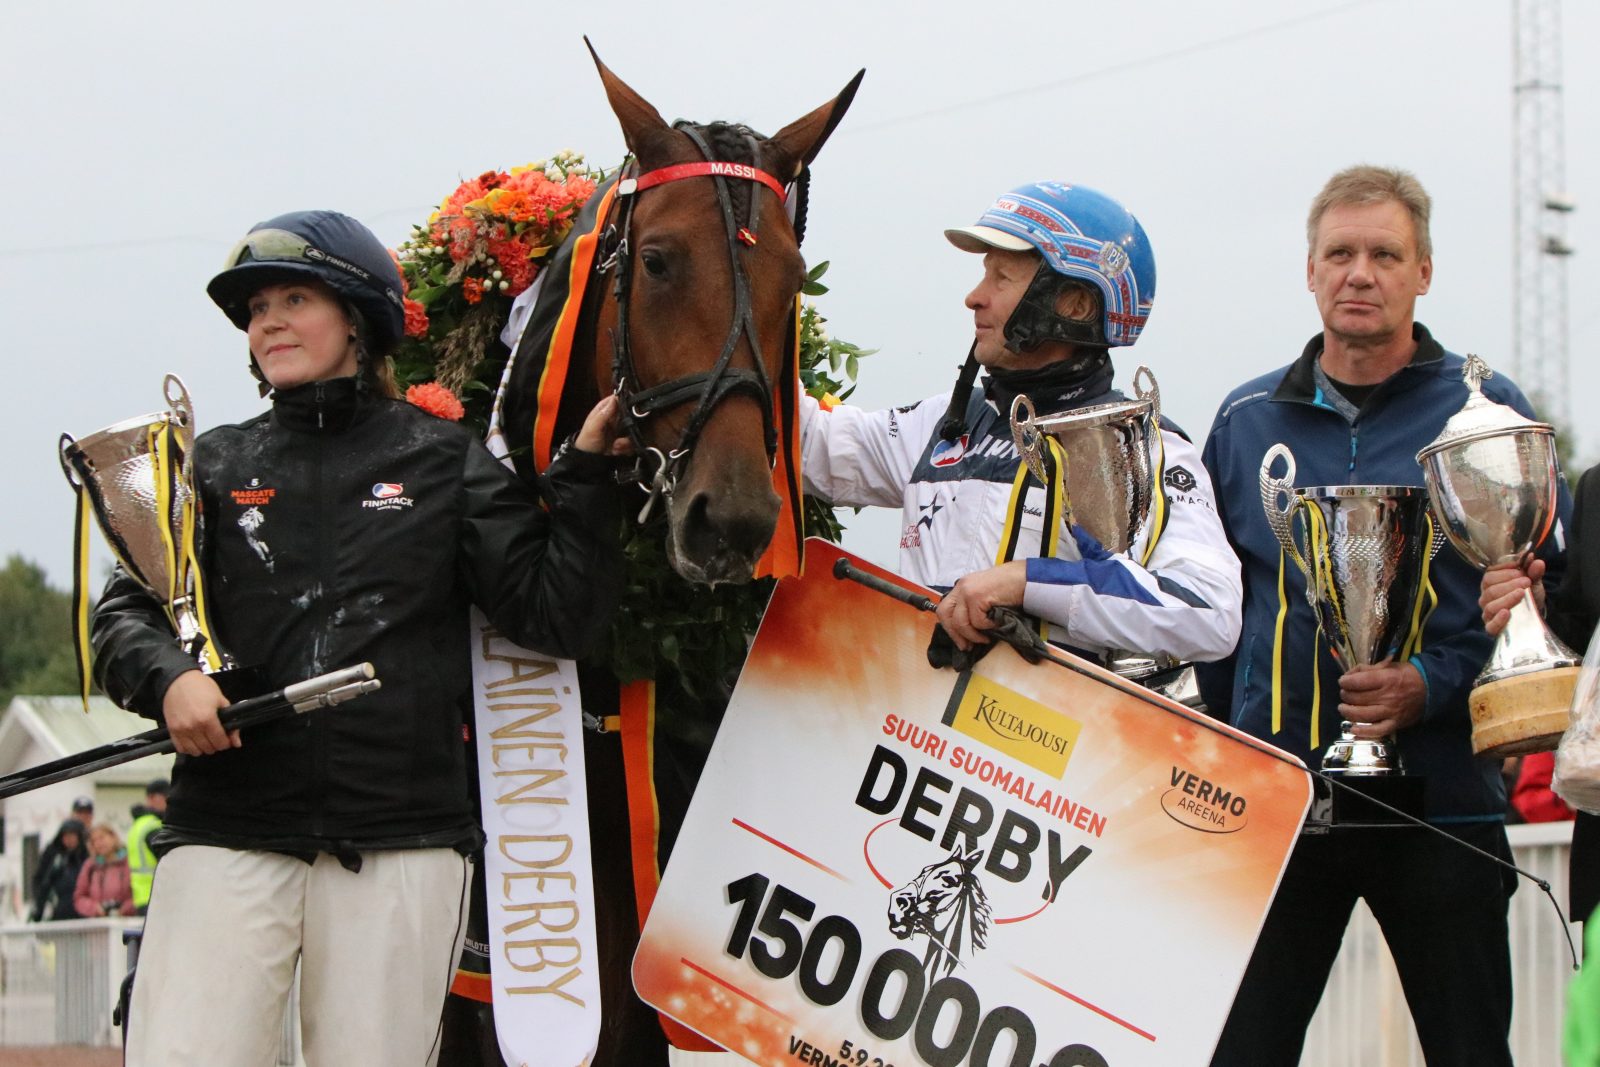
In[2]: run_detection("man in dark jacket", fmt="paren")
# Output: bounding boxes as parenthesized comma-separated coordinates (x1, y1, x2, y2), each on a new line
(1198, 165, 1568, 1066)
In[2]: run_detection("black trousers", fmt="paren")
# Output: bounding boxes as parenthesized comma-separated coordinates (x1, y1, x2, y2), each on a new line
(1209, 821, 1515, 1067)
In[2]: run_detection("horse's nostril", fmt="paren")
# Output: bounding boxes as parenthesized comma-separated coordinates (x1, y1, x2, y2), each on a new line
(679, 489, 778, 567)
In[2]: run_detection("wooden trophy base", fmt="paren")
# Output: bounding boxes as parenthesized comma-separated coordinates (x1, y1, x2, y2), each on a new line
(1469, 666, 1580, 758)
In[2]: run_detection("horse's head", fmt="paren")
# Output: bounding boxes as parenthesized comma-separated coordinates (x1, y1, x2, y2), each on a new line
(589, 45, 863, 584)
(888, 848, 986, 940)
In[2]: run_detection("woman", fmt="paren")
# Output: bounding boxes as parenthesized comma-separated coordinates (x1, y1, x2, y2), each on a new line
(30, 818, 87, 922)
(73, 824, 136, 917)
(91, 210, 624, 1065)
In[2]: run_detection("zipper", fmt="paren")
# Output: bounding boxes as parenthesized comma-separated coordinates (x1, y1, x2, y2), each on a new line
(309, 425, 329, 835)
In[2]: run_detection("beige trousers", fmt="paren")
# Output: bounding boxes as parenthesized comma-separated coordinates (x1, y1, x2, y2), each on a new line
(126, 845, 470, 1067)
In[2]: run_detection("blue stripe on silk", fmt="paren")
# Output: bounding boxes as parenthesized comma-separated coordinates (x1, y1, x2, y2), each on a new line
(1155, 574, 1211, 609)
(1027, 557, 1161, 605)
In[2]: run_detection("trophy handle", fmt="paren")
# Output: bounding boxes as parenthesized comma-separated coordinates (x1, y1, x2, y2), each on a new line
(163, 373, 196, 482)
(1010, 394, 1051, 487)
(1259, 443, 1311, 580)
(58, 433, 82, 490)
(1132, 365, 1161, 426)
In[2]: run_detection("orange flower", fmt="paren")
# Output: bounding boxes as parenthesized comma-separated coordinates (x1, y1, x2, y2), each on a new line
(462, 277, 484, 304)
(388, 248, 408, 295)
(406, 382, 466, 422)
(403, 298, 429, 338)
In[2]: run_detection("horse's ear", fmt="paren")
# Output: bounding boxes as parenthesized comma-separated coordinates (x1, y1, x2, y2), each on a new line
(962, 849, 985, 870)
(765, 69, 866, 181)
(586, 38, 676, 163)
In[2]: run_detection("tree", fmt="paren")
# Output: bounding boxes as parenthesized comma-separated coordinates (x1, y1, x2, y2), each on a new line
(0, 555, 84, 706)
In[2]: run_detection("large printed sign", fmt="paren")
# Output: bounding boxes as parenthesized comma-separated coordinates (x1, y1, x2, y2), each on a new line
(635, 543, 1310, 1067)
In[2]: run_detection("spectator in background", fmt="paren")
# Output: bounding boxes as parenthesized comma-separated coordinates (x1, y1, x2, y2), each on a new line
(74, 824, 136, 918)
(71, 794, 94, 831)
(30, 818, 88, 922)
(126, 778, 168, 914)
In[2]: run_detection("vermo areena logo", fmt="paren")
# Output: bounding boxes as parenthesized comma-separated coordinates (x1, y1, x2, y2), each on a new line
(1160, 766, 1248, 834)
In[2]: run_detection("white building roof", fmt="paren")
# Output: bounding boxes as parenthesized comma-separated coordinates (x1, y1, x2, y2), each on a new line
(0, 695, 174, 787)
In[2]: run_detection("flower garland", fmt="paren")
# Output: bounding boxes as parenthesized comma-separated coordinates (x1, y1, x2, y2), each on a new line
(393, 160, 873, 706)
(392, 152, 607, 430)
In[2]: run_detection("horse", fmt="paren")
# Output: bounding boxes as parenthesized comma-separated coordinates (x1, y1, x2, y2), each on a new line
(438, 48, 863, 1067)
(502, 43, 863, 587)
(889, 848, 993, 981)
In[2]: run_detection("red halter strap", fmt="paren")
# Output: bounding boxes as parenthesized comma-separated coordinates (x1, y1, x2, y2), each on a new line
(620, 160, 789, 202)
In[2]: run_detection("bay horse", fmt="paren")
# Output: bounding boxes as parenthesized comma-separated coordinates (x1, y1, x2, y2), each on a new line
(439, 47, 863, 1067)
(503, 43, 862, 586)
(889, 848, 993, 981)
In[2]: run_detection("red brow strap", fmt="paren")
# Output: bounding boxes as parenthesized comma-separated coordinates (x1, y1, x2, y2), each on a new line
(621, 160, 789, 202)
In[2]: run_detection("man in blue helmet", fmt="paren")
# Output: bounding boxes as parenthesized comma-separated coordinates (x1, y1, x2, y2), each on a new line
(801, 181, 1241, 676)
(1198, 165, 1568, 1065)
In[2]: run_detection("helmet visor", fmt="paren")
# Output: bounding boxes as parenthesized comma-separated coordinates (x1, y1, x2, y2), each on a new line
(223, 229, 377, 287)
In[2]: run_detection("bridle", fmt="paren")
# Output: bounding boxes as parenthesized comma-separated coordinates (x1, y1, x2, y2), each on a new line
(596, 122, 808, 522)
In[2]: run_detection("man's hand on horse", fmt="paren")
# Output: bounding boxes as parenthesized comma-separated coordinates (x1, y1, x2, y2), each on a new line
(1480, 557, 1544, 637)
(936, 561, 1027, 650)
(574, 395, 632, 457)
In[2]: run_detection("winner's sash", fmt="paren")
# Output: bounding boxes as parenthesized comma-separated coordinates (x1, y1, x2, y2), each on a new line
(635, 542, 1311, 1067)
(461, 274, 601, 1066)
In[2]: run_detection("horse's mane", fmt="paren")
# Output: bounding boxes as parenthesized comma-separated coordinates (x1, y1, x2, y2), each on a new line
(967, 878, 992, 949)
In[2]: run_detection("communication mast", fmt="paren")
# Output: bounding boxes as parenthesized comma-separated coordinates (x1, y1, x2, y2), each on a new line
(1511, 0, 1574, 430)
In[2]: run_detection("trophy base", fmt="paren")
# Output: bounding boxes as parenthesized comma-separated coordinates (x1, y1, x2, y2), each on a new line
(1305, 773, 1427, 832)
(1469, 666, 1578, 758)
(1321, 725, 1402, 777)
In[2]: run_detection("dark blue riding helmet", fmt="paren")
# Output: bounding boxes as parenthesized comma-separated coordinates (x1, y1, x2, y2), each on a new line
(207, 210, 406, 355)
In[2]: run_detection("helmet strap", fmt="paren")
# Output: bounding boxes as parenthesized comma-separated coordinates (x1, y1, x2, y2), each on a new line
(937, 343, 982, 443)
(1002, 262, 1108, 353)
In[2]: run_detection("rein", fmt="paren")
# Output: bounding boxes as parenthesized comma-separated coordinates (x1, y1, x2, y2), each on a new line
(597, 123, 804, 522)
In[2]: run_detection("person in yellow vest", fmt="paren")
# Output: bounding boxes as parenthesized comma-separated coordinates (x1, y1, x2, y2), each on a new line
(125, 779, 167, 915)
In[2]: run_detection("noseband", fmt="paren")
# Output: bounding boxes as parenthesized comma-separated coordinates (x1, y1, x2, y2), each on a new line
(597, 123, 805, 522)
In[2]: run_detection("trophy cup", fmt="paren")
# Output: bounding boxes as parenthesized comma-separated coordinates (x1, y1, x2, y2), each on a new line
(1009, 367, 1201, 707)
(59, 375, 259, 701)
(1417, 354, 1579, 757)
(1259, 443, 1438, 780)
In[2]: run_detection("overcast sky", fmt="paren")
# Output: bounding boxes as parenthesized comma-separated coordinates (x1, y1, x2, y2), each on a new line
(3, 0, 1596, 586)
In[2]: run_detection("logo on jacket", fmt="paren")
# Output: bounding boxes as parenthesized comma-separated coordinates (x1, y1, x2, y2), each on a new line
(1164, 465, 1197, 493)
(930, 435, 970, 468)
(229, 479, 276, 507)
(363, 482, 414, 511)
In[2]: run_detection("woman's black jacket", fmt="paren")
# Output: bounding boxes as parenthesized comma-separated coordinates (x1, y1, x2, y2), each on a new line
(90, 379, 620, 853)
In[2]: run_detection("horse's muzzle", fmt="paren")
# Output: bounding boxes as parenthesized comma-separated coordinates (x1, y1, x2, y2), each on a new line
(666, 483, 780, 586)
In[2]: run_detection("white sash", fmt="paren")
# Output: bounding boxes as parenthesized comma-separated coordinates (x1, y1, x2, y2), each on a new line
(467, 278, 601, 1065)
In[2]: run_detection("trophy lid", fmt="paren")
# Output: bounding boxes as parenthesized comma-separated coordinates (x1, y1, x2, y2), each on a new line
(1417, 354, 1552, 462)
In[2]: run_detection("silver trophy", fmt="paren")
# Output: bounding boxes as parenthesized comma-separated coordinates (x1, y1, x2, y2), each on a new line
(59, 375, 247, 685)
(1009, 368, 1199, 705)
(1260, 443, 1437, 775)
(1010, 365, 1159, 556)
(1417, 354, 1579, 757)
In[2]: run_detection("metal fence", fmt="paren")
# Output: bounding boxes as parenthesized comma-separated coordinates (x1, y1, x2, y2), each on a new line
(0, 917, 131, 1047)
(0, 918, 300, 1063)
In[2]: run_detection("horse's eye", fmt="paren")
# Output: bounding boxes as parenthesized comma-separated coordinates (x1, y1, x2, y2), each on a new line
(640, 248, 668, 279)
